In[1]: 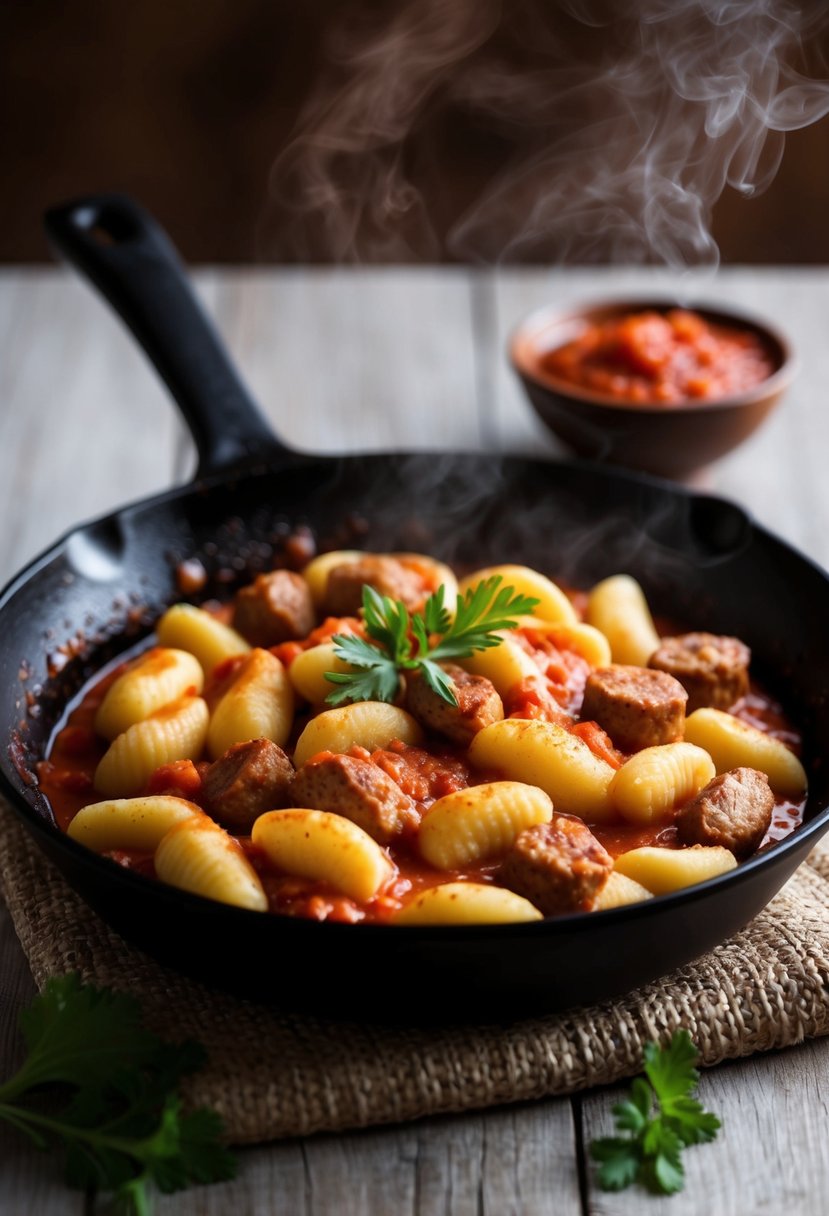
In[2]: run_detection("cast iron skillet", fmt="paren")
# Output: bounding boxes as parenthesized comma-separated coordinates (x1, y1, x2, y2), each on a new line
(1, 193, 827, 1022)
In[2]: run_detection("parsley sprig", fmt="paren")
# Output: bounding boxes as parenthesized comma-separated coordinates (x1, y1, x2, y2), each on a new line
(324, 576, 539, 707)
(0, 973, 236, 1214)
(591, 1029, 721, 1195)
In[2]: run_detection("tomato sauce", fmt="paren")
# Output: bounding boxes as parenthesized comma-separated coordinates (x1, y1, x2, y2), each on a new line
(37, 592, 806, 923)
(543, 309, 775, 405)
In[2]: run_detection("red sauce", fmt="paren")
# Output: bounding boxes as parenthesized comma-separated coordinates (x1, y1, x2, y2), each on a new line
(542, 309, 775, 405)
(36, 596, 807, 923)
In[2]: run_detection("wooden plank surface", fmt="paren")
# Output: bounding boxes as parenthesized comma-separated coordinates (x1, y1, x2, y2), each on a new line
(0, 267, 827, 1215)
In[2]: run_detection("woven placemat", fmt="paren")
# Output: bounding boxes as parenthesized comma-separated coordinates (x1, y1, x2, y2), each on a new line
(2, 795, 829, 1145)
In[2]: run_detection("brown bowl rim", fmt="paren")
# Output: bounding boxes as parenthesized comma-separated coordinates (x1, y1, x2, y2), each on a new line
(509, 296, 798, 414)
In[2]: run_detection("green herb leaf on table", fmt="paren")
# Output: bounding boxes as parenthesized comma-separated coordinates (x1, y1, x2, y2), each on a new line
(0, 973, 236, 1215)
(325, 575, 539, 707)
(590, 1029, 721, 1196)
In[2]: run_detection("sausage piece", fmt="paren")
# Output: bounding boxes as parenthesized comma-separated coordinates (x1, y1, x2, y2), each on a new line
(232, 570, 316, 647)
(677, 766, 773, 858)
(581, 665, 687, 752)
(405, 664, 504, 745)
(322, 556, 425, 616)
(649, 632, 750, 712)
(202, 738, 295, 830)
(498, 818, 613, 915)
(292, 753, 418, 844)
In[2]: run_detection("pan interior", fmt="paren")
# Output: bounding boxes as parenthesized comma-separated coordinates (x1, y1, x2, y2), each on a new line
(2, 452, 827, 838)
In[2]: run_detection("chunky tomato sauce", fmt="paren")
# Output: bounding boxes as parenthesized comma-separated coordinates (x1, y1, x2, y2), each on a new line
(39, 643, 805, 921)
(543, 309, 775, 405)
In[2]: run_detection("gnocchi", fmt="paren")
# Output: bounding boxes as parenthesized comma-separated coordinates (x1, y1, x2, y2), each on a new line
(94, 695, 209, 798)
(293, 701, 423, 768)
(586, 574, 660, 666)
(609, 743, 716, 824)
(155, 816, 268, 911)
(94, 647, 204, 741)
(684, 707, 807, 796)
(156, 603, 250, 675)
(207, 648, 294, 757)
(613, 844, 737, 894)
(469, 719, 616, 821)
(419, 782, 553, 870)
(393, 883, 542, 925)
(252, 809, 394, 901)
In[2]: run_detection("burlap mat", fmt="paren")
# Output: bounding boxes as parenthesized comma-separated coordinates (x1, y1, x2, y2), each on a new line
(2, 795, 828, 1146)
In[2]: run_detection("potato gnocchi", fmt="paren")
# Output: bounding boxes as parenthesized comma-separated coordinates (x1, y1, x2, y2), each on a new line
(42, 550, 806, 926)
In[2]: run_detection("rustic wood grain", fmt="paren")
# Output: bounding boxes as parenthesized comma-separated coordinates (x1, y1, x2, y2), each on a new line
(581, 1038, 829, 1216)
(1, 268, 828, 1214)
(210, 267, 483, 456)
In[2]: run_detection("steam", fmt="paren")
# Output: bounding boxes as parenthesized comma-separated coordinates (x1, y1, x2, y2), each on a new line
(264, 0, 829, 266)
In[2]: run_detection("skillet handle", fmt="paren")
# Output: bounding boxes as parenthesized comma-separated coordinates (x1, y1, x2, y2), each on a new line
(43, 194, 292, 479)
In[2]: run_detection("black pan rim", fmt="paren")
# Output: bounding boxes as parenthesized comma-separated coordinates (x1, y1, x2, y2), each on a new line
(1, 449, 826, 944)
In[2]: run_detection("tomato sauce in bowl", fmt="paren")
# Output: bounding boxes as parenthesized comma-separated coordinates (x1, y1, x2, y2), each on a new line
(542, 309, 776, 406)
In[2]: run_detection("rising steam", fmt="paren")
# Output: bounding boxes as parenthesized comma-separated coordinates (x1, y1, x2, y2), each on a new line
(264, 0, 829, 266)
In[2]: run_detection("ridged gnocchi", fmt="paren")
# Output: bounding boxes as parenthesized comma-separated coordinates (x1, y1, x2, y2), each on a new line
(586, 574, 660, 666)
(458, 564, 577, 625)
(609, 743, 716, 824)
(684, 707, 807, 796)
(613, 844, 737, 894)
(252, 809, 395, 901)
(419, 782, 553, 870)
(156, 603, 250, 676)
(94, 695, 209, 798)
(592, 871, 654, 911)
(293, 701, 423, 768)
(469, 719, 616, 821)
(68, 795, 204, 852)
(392, 883, 542, 925)
(155, 817, 267, 911)
(207, 648, 294, 757)
(94, 647, 204, 741)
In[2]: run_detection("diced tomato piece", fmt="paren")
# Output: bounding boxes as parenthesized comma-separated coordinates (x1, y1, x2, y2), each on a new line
(145, 759, 202, 800)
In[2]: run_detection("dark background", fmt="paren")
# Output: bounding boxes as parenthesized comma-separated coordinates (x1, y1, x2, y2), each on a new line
(3, 0, 829, 264)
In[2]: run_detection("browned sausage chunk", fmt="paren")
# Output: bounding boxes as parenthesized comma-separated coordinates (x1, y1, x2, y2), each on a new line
(232, 570, 315, 647)
(580, 665, 687, 752)
(292, 753, 418, 844)
(498, 818, 613, 915)
(202, 738, 295, 831)
(649, 632, 750, 712)
(677, 767, 773, 858)
(322, 555, 425, 616)
(405, 664, 504, 745)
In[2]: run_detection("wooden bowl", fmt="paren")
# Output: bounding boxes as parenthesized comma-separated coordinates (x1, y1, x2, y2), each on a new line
(509, 299, 796, 479)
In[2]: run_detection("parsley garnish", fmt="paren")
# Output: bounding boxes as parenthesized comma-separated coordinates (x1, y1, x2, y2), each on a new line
(590, 1029, 721, 1195)
(324, 576, 539, 707)
(0, 973, 236, 1214)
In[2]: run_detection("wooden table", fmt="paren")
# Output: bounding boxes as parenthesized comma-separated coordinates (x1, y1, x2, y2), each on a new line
(1, 266, 827, 1214)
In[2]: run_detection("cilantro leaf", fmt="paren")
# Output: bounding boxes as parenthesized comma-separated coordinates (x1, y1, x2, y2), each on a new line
(590, 1029, 720, 1197)
(0, 974, 235, 1215)
(325, 574, 540, 707)
(590, 1137, 641, 1190)
(643, 1028, 700, 1106)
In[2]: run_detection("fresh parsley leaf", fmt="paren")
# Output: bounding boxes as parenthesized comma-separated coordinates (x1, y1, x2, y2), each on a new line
(0, 974, 236, 1215)
(325, 574, 540, 707)
(590, 1029, 720, 1197)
